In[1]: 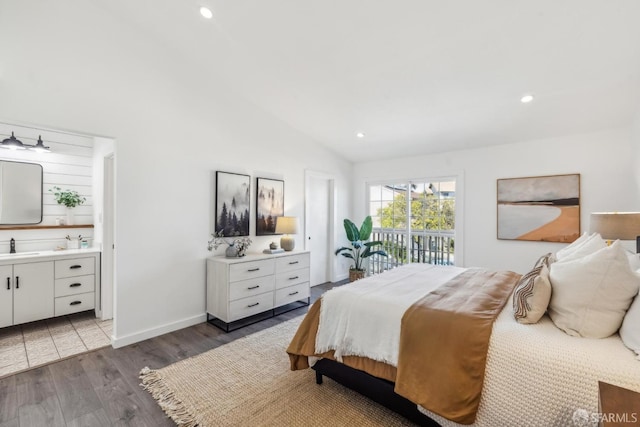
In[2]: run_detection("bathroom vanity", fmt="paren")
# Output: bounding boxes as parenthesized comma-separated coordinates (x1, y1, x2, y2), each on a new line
(0, 249, 101, 328)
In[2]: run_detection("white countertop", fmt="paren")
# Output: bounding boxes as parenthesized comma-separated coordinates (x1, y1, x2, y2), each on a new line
(0, 247, 101, 264)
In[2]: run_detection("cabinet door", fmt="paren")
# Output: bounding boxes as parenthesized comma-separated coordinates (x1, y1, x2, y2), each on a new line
(13, 261, 54, 324)
(0, 265, 13, 328)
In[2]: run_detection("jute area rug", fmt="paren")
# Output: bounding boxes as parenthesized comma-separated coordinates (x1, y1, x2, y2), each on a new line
(139, 317, 416, 426)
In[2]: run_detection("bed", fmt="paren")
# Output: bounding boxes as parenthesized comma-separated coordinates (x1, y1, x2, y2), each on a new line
(286, 260, 640, 426)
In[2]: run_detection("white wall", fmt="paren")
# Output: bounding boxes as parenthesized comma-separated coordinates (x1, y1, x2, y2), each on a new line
(353, 128, 637, 274)
(633, 109, 640, 193)
(0, 1, 352, 346)
(0, 122, 95, 252)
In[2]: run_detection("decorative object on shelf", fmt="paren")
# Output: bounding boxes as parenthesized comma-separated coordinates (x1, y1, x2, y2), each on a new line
(589, 212, 640, 252)
(208, 231, 252, 258)
(256, 177, 284, 236)
(497, 174, 580, 243)
(335, 216, 388, 282)
(65, 234, 81, 249)
(270, 241, 278, 250)
(0, 132, 51, 152)
(275, 216, 299, 251)
(215, 171, 250, 237)
(50, 186, 86, 226)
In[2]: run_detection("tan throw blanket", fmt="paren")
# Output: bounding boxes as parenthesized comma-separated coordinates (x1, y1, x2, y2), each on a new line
(395, 268, 520, 424)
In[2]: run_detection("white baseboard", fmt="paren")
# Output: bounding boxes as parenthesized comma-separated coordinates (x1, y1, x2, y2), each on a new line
(111, 313, 207, 348)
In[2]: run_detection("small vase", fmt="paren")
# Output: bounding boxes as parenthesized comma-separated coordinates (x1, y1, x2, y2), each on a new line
(66, 208, 75, 226)
(225, 245, 238, 258)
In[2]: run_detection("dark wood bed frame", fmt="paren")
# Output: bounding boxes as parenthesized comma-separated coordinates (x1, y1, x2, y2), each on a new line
(312, 358, 441, 426)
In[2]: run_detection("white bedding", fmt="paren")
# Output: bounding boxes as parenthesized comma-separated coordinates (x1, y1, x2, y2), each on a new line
(421, 303, 640, 426)
(315, 263, 465, 365)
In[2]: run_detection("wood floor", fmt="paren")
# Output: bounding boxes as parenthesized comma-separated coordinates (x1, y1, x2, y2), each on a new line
(0, 282, 343, 427)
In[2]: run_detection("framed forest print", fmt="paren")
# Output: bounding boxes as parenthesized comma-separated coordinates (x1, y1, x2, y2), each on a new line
(497, 173, 580, 243)
(256, 177, 284, 235)
(215, 171, 250, 236)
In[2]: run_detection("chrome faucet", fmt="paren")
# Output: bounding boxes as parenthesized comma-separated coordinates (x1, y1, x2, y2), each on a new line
(10, 238, 15, 254)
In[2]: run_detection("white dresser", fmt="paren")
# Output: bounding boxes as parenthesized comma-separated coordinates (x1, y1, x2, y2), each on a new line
(206, 251, 310, 331)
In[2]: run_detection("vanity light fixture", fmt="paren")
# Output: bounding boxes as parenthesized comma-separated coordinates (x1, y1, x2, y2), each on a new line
(0, 132, 51, 152)
(520, 94, 534, 103)
(200, 6, 213, 19)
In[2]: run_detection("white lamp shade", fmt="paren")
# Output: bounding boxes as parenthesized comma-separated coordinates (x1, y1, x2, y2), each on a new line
(589, 212, 640, 240)
(275, 216, 299, 235)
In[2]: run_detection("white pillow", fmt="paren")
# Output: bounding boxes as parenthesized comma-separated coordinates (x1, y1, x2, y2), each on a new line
(555, 232, 590, 261)
(555, 232, 606, 263)
(548, 241, 640, 338)
(628, 252, 640, 271)
(620, 291, 640, 359)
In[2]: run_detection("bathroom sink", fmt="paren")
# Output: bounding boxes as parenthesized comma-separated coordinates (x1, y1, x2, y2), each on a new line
(0, 252, 40, 258)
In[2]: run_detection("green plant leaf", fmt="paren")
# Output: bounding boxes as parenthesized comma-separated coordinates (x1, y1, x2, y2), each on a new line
(368, 250, 388, 257)
(334, 247, 352, 255)
(343, 219, 359, 242)
(363, 240, 384, 247)
(359, 215, 373, 240)
(340, 253, 355, 260)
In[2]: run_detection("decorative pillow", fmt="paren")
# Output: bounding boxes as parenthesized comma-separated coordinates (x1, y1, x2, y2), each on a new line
(555, 232, 590, 260)
(620, 291, 640, 359)
(548, 241, 640, 338)
(554, 232, 606, 263)
(513, 254, 552, 324)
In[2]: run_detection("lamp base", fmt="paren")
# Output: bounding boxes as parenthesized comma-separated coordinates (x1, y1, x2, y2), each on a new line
(280, 235, 295, 251)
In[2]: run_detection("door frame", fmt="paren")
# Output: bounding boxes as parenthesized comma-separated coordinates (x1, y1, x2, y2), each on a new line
(102, 153, 115, 321)
(304, 170, 337, 284)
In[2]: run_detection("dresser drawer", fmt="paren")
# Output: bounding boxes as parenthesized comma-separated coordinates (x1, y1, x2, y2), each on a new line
(275, 283, 310, 307)
(55, 257, 95, 279)
(55, 275, 95, 298)
(276, 254, 310, 273)
(276, 268, 310, 289)
(228, 292, 274, 322)
(229, 275, 275, 301)
(55, 292, 95, 316)
(229, 259, 274, 282)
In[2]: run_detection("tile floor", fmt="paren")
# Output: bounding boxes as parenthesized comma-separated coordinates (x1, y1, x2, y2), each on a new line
(0, 310, 112, 378)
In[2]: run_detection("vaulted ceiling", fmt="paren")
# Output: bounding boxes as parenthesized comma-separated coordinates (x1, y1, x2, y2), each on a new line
(103, 1, 640, 162)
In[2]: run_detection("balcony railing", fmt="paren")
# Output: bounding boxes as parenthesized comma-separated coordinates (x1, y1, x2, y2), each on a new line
(368, 228, 455, 275)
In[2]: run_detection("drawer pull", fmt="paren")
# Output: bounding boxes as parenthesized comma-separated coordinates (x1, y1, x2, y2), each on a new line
(70, 301, 82, 306)
(6, 277, 9, 290)
(247, 302, 259, 308)
(289, 261, 299, 265)
(69, 283, 82, 288)
(247, 268, 260, 272)
(15, 276, 19, 289)
(288, 291, 299, 296)
(289, 276, 299, 280)
(248, 285, 260, 290)
(69, 265, 82, 270)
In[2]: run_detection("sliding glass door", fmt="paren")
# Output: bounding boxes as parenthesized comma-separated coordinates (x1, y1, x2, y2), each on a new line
(367, 178, 457, 274)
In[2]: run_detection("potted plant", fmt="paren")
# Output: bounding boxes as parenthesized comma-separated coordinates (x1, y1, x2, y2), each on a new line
(335, 216, 388, 282)
(50, 186, 86, 225)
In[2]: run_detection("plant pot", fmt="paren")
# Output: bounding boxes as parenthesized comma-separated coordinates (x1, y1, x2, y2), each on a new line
(66, 207, 75, 225)
(349, 269, 366, 282)
(66, 239, 80, 250)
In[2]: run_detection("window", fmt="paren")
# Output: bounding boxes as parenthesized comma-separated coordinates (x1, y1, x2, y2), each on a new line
(367, 178, 457, 274)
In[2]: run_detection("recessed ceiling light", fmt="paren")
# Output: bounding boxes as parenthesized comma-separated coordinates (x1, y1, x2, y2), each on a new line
(200, 6, 213, 19)
(520, 94, 534, 103)
(356, 132, 365, 139)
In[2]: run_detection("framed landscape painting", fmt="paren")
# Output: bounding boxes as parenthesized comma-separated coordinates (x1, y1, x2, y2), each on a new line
(215, 171, 250, 236)
(256, 177, 284, 235)
(497, 174, 580, 243)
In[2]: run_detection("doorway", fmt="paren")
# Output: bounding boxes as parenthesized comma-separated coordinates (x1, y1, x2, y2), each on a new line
(304, 171, 335, 286)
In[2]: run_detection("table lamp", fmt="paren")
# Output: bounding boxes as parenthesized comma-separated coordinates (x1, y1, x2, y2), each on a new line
(275, 216, 299, 251)
(589, 212, 640, 252)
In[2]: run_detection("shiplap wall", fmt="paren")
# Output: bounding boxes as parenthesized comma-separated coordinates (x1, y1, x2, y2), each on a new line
(0, 122, 94, 252)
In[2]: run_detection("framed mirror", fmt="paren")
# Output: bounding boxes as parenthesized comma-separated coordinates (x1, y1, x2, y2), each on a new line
(0, 160, 43, 224)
